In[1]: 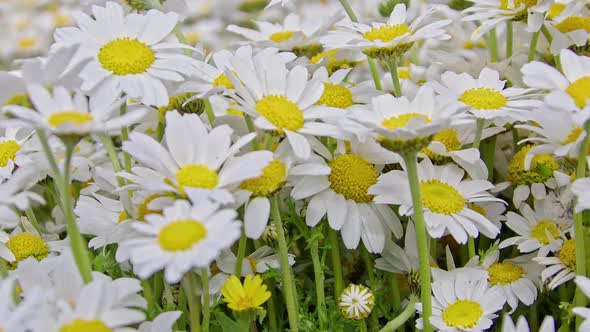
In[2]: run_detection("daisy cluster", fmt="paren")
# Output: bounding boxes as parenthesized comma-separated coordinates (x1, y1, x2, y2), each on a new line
(3, 0, 590, 331)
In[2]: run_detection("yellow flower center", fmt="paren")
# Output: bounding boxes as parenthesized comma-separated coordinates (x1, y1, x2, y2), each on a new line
(176, 164, 219, 189)
(420, 179, 465, 215)
(316, 83, 354, 108)
(0, 140, 21, 167)
(255, 95, 304, 133)
(559, 239, 576, 270)
(328, 154, 378, 203)
(507, 145, 559, 185)
(18, 37, 38, 50)
(442, 300, 483, 328)
(566, 76, 590, 109)
(59, 319, 112, 332)
(547, 3, 566, 19)
(6, 233, 49, 266)
(363, 24, 411, 42)
(488, 262, 525, 285)
(381, 113, 431, 130)
(397, 67, 411, 79)
(98, 37, 155, 75)
(555, 16, 590, 34)
(213, 73, 234, 89)
(421, 128, 462, 161)
(47, 112, 94, 128)
(530, 220, 560, 245)
(240, 159, 287, 197)
(137, 194, 164, 221)
(269, 31, 295, 43)
(564, 127, 583, 145)
(158, 219, 207, 251)
(459, 88, 507, 110)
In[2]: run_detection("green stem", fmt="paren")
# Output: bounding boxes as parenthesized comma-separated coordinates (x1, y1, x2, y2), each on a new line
(528, 30, 541, 62)
(529, 299, 538, 331)
(368, 58, 383, 91)
(574, 121, 590, 329)
(359, 320, 368, 332)
(378, 296, 418, 332)
(541, 24, 553, 43)
(472, 119, 485, 149)
(506, 21, 513, 59)
(183, 273, 202, 332)
(329, 229, 344, 298)
(512, 126, 521, 152)
(204, 98, 215, 126)
(270, 194, 298, 332)
(401, 152, 432, 332)
(25, 208, 41, 233)
(390, 275, 401, 315)
(310, 234, 327, 330)
(266, 283, 279, 332)
(235, 232, 248, 277)
(243, 115, 260, 150)
(142, 279, 156, 314)
(488, 28, 499, 62)
(338, 0, 358, 22)
(361, 247, 379, 331)
(388, 58, 402, 97)
(201, 268, 210, 332)
(0, 259, 7, 278)
(238, 319, 250, 332)
(98, 134, 124, 186)
(119, 104, 132, 175)
(468, 238, 476, 258)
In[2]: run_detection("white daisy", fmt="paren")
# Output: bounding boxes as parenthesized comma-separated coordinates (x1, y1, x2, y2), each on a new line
(500, 200, 568, 257)
(0, 167, 46, 228)
(117, 198, 242, 283)
(0, 128, 37, 180)
(418, 272, 505, 331)
(502, 315, 555, 332)
(311, 67, 383, 111)
(226, 47, 348, 159)
(216, 245, 295, 276)
(321, 4, 451, 61)
(370, 158, 503, 244)
(52, 1, 199, 106)
(522, 49, 590, 111)
(534, 236, 577, 289)
(546, 2, 590, 54)
(121, 110, 273, 201)
(375, 221, 421, 274)
(291, 139, 403, 253)
(463, 0, 553, 39)
(0, 277, 45, 332)
(339, 284, 375, 320)
(3, 84, 147, 136)
(432, 67, 542, 125)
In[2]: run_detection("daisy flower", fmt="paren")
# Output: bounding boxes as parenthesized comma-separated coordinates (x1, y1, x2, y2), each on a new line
(227, 12, 341, 51)
(0, 167, 46, 228)
(236, 139, 328, 240)
(375, 221, 422, 275)
(312, 67, 383, 111)
(546, 2, 590, 54)
(52, 1, 199, 107)
(216, 245, 295, 276)
(221, 274, 271, 312)
(432, 68, 542, 125)
(468, 248, 541, 312)
(291, 139, 403, 253)
(0, 277, 45, 332)
(463, 0, 553, 40)
(349, 85, 454, 154)
(497, 144, 568, 208)
(45, 276, 147, 332)
(321, 4, 451, 61)
(339, 284, 375, 320)
(3, 84, 147, 136)
(226, 47, 348, 159)
(0, 128, 37, 180)
(574, 276, 590, 331)
(500, 201, 568, 257)
(516, 106, 589, 169)
(418, 273, 505, 331)
(117, 198, 241, 283)
(370, 158, 503, 244)
(121, 110, 272, 200)
(534, 236, 577, 289)
(522, 49, 590, 111)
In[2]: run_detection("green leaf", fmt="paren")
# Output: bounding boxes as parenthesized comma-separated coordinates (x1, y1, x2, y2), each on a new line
(215, 312, 240, 332)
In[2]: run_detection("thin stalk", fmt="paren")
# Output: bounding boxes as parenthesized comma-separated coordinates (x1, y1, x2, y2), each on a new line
(98, 134, 124, 186)
(235, 232, 248, 277)
(541, 24, 553, 43)
(201, 268, 210, 332)
(0, 259, 7, 278)
(402, 152, 432, 332)
(310, 234, 327, 330)
(25, 208, 41, 233)
(512, 127, 521, 153)
(390, 275, 401, 315)
(359, 320, 368, 332)
(574, 121, 590, 329)
(266, 283, 279, 332)
(488, 28, 499, 62)
(183, 273, 202, 332)
(388, 58, 402, 97)
(243, 115, 260, 150)
(472, 119, 485, 149)
(529, 299, 538, 331)
(528, 30, 541, 62)
(468, 238, 476, 258)
(506, 21, 513, 59)
(142, 279, 156, 314)
(368, 58, 383, 90)
(119, 104, 132, 174)
(329, 229, 344, 298)
(338, 0, 358, 22)
(270, 194, 298, 332)
(204, 98, 215, 126)
(238, 319, 250, 332)
(379, 295, 418, 332)
(361, 246, 379, 331)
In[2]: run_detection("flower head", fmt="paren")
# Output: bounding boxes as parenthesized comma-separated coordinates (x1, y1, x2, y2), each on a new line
(339, 284, 375, 320)
(221, 274, 271, 312)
